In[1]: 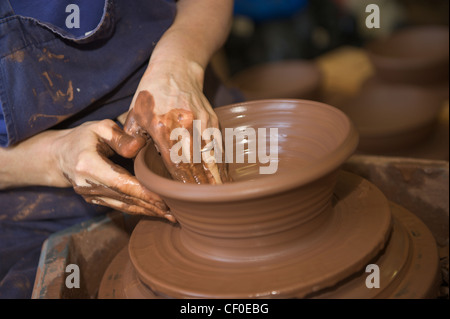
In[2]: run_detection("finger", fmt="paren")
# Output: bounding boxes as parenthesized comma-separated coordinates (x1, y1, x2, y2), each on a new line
(124, 90, 154, 138)
(191, 162, 214, 184)
(153, 132, 198, 183)
(117, 111, 129, 126)
(85, 196, 176, 222)
(205, 162, 222, 185)
(103, 161, 166, 204)
(167, 161, 196, 184)
(188, 111, 217, 184)
(109, 125, 146, 158)
(219, 162, 233, 183)
(74, 180, 168, 211)
(76, 149, 165, 206)
(123, 112, 149, 141)
(93, 120, 146, 158)
(201, 113, 224, 184)
(200, 135, 222, 184)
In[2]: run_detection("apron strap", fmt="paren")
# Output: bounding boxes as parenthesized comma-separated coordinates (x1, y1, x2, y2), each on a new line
(0, 0, 14, 20)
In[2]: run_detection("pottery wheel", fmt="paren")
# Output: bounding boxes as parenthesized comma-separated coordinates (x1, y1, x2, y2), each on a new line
(98, 172, 439, 299)
(310, 202, 440, 299)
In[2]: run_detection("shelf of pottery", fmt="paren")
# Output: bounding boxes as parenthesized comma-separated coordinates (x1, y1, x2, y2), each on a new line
(317, 26, 449, 161)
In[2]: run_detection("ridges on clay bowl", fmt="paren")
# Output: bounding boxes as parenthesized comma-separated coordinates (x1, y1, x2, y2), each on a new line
(135, 100, 359, 261)
(367, 26, 449, 85)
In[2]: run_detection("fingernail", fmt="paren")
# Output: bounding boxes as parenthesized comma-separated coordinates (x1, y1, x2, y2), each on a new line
(164, 213, 177, 223)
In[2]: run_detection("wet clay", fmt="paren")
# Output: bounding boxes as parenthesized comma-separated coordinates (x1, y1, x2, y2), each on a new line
(311, 202, 441, 299)
(107, 123, 146, 159)
(367, 26, 449, 85)
(98, 173, 441, 299)
(127, 172, 392, 298)
(62, 124, 171, 219)
(124, 90, 230, 184)
(134, 100, 359, 201)
(131, 100, 361, 297)
(98, 100, 440, 299)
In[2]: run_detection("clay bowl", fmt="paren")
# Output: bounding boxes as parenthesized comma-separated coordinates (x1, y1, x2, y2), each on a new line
(135, 99, 358, 261)
(229, 60, 322, 101)
(367, 26, 449, 85)
(339, 76, 448, 153)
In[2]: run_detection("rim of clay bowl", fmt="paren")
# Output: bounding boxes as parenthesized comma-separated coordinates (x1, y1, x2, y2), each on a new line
(366, 26, 449, 69)
(135, 99, 359, 202)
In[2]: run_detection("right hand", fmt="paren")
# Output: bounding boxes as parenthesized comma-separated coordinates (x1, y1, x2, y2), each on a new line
(123, 60, 231, 184)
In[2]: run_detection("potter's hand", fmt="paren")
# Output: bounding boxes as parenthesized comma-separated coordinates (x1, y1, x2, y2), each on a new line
(122, 0, 233, 184)
(52, 120, 175, 222)
(124, 60, 230, 184)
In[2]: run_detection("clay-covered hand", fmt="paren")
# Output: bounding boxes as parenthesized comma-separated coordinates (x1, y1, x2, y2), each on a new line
(52, 119, 175, 222)
(124, 61, 230, 184)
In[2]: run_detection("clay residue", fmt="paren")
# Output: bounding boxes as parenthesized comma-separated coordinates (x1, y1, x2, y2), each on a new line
(63, 163, 171, 220)
(28, 113, 73, 128)
(38, 48, 65, 62)
(344, 155, 449, 246)
(40, 71, 74, 106)
(42, 72, 54, 87)
(82, 180, 167, 211)
(38, 48, 74, 107)
(107, 124, 146, 159)
(13, 194, 54, 221)
(66, 80, 74, 102)
(7, 50, 25, 63)
(125, 90, 231, 184)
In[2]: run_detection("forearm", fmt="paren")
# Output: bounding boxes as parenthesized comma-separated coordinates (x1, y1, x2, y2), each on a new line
(0, 130, 69, 189)
(0, 121, 172, 219)
(149, 0, 233, 74)
(124, 1, 233, 184)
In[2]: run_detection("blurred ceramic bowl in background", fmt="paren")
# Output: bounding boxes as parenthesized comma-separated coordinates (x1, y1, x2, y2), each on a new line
(367, 26, 449, 85)
(339, 76, 448, 152)
(229, 60, 323, 101)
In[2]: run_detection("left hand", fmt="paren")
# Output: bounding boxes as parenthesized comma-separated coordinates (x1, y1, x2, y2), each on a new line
(51, 120, 175, 221)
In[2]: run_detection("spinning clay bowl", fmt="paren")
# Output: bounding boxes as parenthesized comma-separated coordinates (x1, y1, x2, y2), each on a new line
(127, 100, 370, 298)
(134, 100, 359, 262)
(367, 26, 449, 85)
(99, 100, 440, 299)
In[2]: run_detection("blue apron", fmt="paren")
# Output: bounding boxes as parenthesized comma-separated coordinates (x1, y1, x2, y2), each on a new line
(0, 0, 178, 298)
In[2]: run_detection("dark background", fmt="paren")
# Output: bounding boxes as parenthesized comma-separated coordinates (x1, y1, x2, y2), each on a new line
(222, 0, 449, 76)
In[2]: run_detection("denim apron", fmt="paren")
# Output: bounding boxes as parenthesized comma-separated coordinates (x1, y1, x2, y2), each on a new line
(0, 0, 178, 298)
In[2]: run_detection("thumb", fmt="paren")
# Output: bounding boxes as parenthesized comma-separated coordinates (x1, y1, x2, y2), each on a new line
(94, 120, 147, 158)
(123, 90, 155, 139)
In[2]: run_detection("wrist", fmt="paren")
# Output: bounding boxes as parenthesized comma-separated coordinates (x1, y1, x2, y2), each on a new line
(48, 130, 73, 188)
(0, 130, 71, 189)
(150, 26, 209, 69)
(144, 56, 206, 89)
